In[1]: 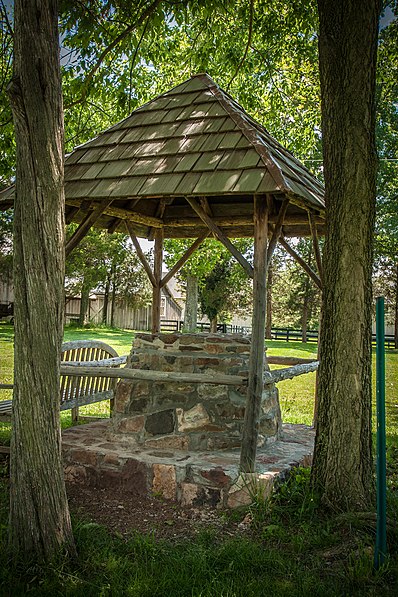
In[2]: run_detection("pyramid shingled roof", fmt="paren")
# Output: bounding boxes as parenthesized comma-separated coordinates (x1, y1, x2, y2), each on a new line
(0, 73, 325, 239)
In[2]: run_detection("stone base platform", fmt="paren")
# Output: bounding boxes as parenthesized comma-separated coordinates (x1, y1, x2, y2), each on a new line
(62, 421, 314, 509)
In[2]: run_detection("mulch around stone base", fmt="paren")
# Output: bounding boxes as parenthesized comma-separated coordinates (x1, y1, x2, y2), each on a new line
(66, 482, 252, 542)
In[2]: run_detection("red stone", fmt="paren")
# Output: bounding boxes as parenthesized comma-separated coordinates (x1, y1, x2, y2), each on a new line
(199, 467, 232, 488)
(70, 448, 98, 467)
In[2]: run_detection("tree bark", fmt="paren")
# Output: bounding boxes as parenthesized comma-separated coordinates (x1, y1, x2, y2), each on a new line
(102, 275, 110, 325)
(110, 266, 117, 328)
(312, 0, 380, 511)
(8, 0, 75, 558)
(210, 316, 218, 333)
(79, 278, 90, 326)
(184, 275, 198, 332)
(395, 262, 398, 349)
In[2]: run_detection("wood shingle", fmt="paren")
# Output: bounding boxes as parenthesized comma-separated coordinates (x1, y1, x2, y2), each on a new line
(0, 73, 325, 239)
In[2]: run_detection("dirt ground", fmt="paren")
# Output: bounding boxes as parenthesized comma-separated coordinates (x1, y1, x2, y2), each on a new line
(1, 453, 251, 542)
(66, 482, 252, 542)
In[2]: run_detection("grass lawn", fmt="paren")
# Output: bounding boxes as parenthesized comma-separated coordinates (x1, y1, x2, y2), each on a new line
(0, 322, 397, 595)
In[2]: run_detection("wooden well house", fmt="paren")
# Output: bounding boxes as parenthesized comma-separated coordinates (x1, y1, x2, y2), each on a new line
(0, 73, 325, 471)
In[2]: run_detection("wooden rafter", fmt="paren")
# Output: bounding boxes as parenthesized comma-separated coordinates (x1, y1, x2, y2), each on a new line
(266, 197, 290, 266)
(279, 236, 322, 289)
(308, 212, 323, 280)
(160, 231, 210, 288)
(66, 198, 162, 228)
(65, 199, 113, 257)
(185, 196, 254, 279)
(107, 218, 122, 234)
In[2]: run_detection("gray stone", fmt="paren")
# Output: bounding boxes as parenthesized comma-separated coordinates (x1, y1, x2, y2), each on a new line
(177, 403, 211, 432)
(145, 409, 175, 435)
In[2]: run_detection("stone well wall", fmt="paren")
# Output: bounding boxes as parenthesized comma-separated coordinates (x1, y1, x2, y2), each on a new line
(111, 333, 281, 451)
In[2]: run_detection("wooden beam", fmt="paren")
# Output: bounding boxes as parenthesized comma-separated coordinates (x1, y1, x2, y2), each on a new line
(160, 231, 209, 288)
(267, 356, 317, 366)
(60, 365, 247, 386)
(266, 198, 289, 266)
(125, 221, 156, 287)
(240, 195, 269, 472)
(308, 212, 323, 280)
(199, 196, 213, 217)
(108, 218, 122, 234)
(264, 361, 319, 384)
(65, 199, 113, 256)
(279, 236, 322, 289)
(152, 228, 163, 333)
(185, 196, 254, 279)
(66, 199, 163, 228)
(164, 214, 324, 228)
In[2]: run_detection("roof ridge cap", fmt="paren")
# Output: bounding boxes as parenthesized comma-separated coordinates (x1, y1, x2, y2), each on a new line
(202, 81, 288, 192)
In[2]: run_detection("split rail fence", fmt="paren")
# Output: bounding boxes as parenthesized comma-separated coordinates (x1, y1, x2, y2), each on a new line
(160, 320, 396, 349)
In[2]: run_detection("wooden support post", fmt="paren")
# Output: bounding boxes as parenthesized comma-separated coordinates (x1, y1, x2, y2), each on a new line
(152, 228, 163, 333)
(308, 212, 323, 280)
(240, 195, 269, 472)
(279, 236, 322, 289)
(185, 196, 254, 279)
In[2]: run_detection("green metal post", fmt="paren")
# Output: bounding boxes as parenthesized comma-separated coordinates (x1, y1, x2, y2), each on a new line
(374, 296, 387, 569)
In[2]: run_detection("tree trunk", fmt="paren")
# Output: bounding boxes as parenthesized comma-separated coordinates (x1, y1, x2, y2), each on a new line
(79, 278, 90, 326)
(312, 0, 379, 511)
(184, 275, 198, 332)
(110, 281, 116, 328)
(265, 265, 273, 339)
(395, 262, 398, 349)
(8, 0, 75, 559)
(210, 316, 218, 333)
(102, 275, 110, 325)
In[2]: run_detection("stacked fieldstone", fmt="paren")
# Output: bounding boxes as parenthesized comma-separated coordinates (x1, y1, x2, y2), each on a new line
(112, 333, 281, 451)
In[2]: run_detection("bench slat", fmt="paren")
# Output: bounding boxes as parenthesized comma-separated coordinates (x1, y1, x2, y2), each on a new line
(0, 339, 122, 423)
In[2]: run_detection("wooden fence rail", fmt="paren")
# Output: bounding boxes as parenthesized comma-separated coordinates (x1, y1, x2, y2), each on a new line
(160, 320, 396, 349)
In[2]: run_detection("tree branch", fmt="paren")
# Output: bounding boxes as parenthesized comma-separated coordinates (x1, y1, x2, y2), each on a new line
(0, 0, 13, 37)
(226, 0, 254, 91)
(65, 0, 163, 110)
(128, 18, 150, 112)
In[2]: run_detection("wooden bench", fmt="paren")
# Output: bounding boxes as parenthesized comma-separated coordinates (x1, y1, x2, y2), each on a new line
(0, 339, 125, 424)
